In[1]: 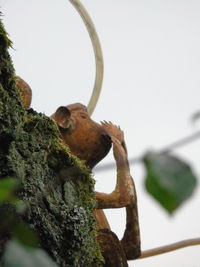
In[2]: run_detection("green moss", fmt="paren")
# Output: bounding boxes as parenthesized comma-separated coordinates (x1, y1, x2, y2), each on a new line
(0, 15, 103, 266)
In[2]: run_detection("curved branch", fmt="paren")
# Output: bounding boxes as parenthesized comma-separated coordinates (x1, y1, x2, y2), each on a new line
(68, 0, 104, 116)
(138, 238, 200, 259)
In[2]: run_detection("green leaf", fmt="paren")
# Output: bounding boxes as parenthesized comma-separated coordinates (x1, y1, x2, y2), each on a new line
(14, 222, 38, 248)
(4, 240, 58, 267)
(0, 177, 19, 204)
(144, 152, 197, 213)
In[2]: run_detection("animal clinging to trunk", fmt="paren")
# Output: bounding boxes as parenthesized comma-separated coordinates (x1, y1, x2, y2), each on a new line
(15, 72, 142, 265)
(50, 103, 141, 265)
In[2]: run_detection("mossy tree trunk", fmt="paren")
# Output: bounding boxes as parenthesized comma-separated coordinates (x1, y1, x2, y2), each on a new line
(0, 15, 103, 266)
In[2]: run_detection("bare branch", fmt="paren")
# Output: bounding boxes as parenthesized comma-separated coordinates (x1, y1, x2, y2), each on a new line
(138, 238, 200, 259)
(68, 0, 104, 116)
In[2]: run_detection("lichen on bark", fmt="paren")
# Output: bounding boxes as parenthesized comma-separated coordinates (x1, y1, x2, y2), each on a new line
(0, 14, 103, 266)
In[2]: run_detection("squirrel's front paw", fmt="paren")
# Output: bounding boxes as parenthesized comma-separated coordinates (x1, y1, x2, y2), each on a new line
(101, 121, 124, 144)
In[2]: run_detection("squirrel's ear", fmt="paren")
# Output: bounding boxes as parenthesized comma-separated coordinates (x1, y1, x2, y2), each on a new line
(51, 106, 71, 129)
(15, 76, 32, 108)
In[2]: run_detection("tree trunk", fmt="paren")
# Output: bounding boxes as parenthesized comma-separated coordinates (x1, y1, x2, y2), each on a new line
(0, 15, 103, 266)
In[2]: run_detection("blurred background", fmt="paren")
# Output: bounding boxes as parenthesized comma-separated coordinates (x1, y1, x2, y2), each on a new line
(1, 0, 200, 266)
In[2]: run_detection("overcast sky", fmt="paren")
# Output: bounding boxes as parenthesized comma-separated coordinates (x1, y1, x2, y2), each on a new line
(1, 0, 200, 266)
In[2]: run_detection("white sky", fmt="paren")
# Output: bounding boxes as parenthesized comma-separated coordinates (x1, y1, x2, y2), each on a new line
(1, 0, 200, 266)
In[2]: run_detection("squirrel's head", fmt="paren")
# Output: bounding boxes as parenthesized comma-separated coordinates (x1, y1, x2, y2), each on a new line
(51, 103, 111, 168)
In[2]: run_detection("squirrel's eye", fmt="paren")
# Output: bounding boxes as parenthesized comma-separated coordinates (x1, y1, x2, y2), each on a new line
(80, 113, 87, 119)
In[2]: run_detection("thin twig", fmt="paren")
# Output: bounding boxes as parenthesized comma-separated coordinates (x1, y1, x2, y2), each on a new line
(138, 238, 200, 259)
(95, 131, 200, 172)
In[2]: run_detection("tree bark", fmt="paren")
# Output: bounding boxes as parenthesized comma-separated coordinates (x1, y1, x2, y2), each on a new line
(0, 14, 103, 266)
